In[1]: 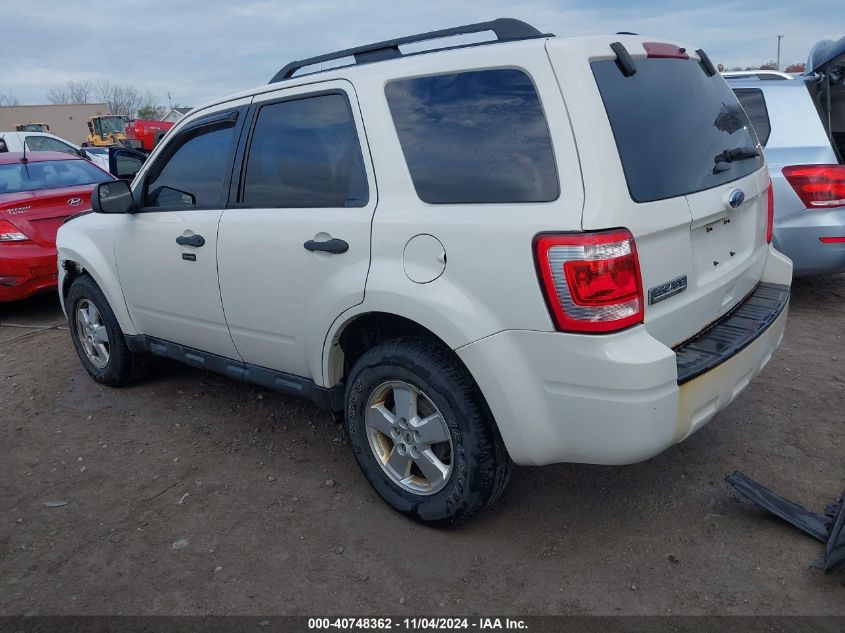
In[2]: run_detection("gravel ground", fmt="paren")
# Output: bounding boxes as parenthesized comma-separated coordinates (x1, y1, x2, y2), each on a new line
(0, 276, 843, 616)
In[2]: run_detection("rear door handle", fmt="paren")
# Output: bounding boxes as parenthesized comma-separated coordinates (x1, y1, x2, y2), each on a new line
(176, 234, 205, 247)
(303, 238, 348, 254)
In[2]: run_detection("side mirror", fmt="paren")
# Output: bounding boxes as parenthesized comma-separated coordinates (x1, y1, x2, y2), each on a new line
(92, 180, 136, 214)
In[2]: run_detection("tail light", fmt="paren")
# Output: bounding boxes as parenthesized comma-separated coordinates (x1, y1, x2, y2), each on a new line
(0, 219, 30, 242)
(766, 178, 774, 244)
(782, 164, 845, 209)
(534, 229, 643, 333)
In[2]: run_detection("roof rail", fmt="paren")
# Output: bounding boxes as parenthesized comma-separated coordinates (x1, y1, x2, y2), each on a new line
(269, 18, 553, 83)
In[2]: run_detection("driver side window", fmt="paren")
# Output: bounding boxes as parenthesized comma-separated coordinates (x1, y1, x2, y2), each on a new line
(144, 120, 236, 209)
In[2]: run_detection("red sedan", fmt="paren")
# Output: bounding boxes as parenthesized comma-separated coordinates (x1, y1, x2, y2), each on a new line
(0, 151, 114, 302)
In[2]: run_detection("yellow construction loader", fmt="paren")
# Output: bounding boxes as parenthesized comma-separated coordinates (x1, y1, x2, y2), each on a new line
(83, 115, 127, 146)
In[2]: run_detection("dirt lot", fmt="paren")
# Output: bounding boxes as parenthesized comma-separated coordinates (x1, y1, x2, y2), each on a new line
(1, 276, 843, 616)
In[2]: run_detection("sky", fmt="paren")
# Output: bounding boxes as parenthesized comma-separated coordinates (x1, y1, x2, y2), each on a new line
(2, 0, 843, 108)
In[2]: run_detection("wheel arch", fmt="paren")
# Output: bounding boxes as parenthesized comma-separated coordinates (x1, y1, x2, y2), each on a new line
(323, 310, 465, 389)
(58, 245, 137, 336)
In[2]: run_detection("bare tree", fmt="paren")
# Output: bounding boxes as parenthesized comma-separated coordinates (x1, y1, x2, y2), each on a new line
(68, 80, 93, 103)
(758, 61, 778, 71)
(94, 81, 142, 117)
(47, 80, 93, 104)
(46, 85, 70, 104)
(0, 92, 19, 106)
(784, 62, 805, 74)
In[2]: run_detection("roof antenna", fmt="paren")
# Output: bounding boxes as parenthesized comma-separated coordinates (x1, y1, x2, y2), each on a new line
(21, 138, 28, 164)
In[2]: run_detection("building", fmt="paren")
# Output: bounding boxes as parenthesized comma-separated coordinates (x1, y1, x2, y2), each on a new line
(162, 107, 192, 123)
(0, 103, 111, 145)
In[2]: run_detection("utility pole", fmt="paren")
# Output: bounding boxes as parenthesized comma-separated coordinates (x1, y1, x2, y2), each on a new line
(167, 92, 173, 109)
(776, 35, 784, 71)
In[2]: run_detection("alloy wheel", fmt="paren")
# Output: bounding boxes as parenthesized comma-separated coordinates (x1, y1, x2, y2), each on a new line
(365, 380, 454, 495)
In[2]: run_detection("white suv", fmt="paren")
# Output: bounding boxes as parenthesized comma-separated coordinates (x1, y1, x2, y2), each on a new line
(57, 19, 793, 525)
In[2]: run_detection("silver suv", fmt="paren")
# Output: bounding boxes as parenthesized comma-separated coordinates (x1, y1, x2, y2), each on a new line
(727, 36, 845, 276)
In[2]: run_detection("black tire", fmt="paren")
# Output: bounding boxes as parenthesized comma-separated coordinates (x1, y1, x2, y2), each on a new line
(67, 275, 150, 386)
(345, 337, 512, 527)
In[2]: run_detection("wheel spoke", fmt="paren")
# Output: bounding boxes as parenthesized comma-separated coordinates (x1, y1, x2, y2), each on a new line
(392, 385, 417, 422)
(414, 449, 450, 488)
(78, 307, 91, 326)
(86, 304, 99, 325)
(413, 412, 450, 445)
(366, 402, 395, 436)
(91, 325, 109, 344)
(385, 446, 412, 479)
(94, 343, 109, 363)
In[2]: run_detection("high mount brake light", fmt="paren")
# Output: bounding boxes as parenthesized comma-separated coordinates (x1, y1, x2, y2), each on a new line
(643, 42, 689, 59)
(782, 164, 845, 209)
(534, 229, 644, 333)
(0, 219, 30, 242)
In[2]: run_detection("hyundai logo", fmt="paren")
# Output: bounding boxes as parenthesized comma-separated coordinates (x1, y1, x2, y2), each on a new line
(67, 197, 83, 207)
(728, 189, 745, 209)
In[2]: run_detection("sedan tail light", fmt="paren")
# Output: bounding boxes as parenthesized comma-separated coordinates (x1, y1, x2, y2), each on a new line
(782, 164, 845, 209)
(0, 219, 30, 242)
(534, 229, 644, 333)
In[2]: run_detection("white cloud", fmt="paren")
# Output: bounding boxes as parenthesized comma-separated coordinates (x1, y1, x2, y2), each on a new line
(3, 0, 843, 106)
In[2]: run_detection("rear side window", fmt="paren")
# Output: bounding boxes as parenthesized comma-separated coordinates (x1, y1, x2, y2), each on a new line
(732, 89, 771, 146)
(242, 93, 368, 208)
(145, 121, 236, 208)
(25, 135, 77, 155)
(592, 58, 764, 202)
(385, 69, 559, 204)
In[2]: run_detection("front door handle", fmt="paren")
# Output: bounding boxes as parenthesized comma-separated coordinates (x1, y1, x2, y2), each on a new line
(304, 238, 348, 254)
(176, 234, 205, 248)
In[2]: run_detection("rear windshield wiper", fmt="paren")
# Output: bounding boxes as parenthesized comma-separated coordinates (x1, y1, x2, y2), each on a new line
(713, 146, 761, 172)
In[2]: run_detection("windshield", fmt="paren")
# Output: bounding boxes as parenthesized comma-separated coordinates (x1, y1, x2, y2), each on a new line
(592, 57, 764, 202)
(0, 159, 112, 194)
(98, 116, 125, 135)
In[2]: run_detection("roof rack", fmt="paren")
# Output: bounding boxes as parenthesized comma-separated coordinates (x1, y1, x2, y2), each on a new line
(268, 18, 553, 83)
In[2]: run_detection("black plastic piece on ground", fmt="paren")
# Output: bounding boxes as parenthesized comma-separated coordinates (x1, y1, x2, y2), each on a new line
(269, 18, 553, 83)
(726, 471, 845, 573)
(674, 282, 789, 384)
(610, 41, 637, 77)
(826, 492, 845, 573)
(697, 48, 718, 76)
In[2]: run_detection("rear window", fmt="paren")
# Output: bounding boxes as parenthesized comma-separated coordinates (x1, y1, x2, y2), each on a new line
(0, 159, 111, 194)
(592, 58, 764, 202)
(385, 69, 559, 204)
(732, 88, 771, 146)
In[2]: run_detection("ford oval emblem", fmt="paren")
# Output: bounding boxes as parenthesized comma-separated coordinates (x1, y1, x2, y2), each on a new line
(67, 197, 83, 207)
(728, 189, 745, 209)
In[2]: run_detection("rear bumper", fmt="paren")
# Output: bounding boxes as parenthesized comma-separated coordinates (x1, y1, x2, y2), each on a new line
(773, 207, 845, 276)
(0, 244, 58, 302)
(457, 247, 793, 466)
